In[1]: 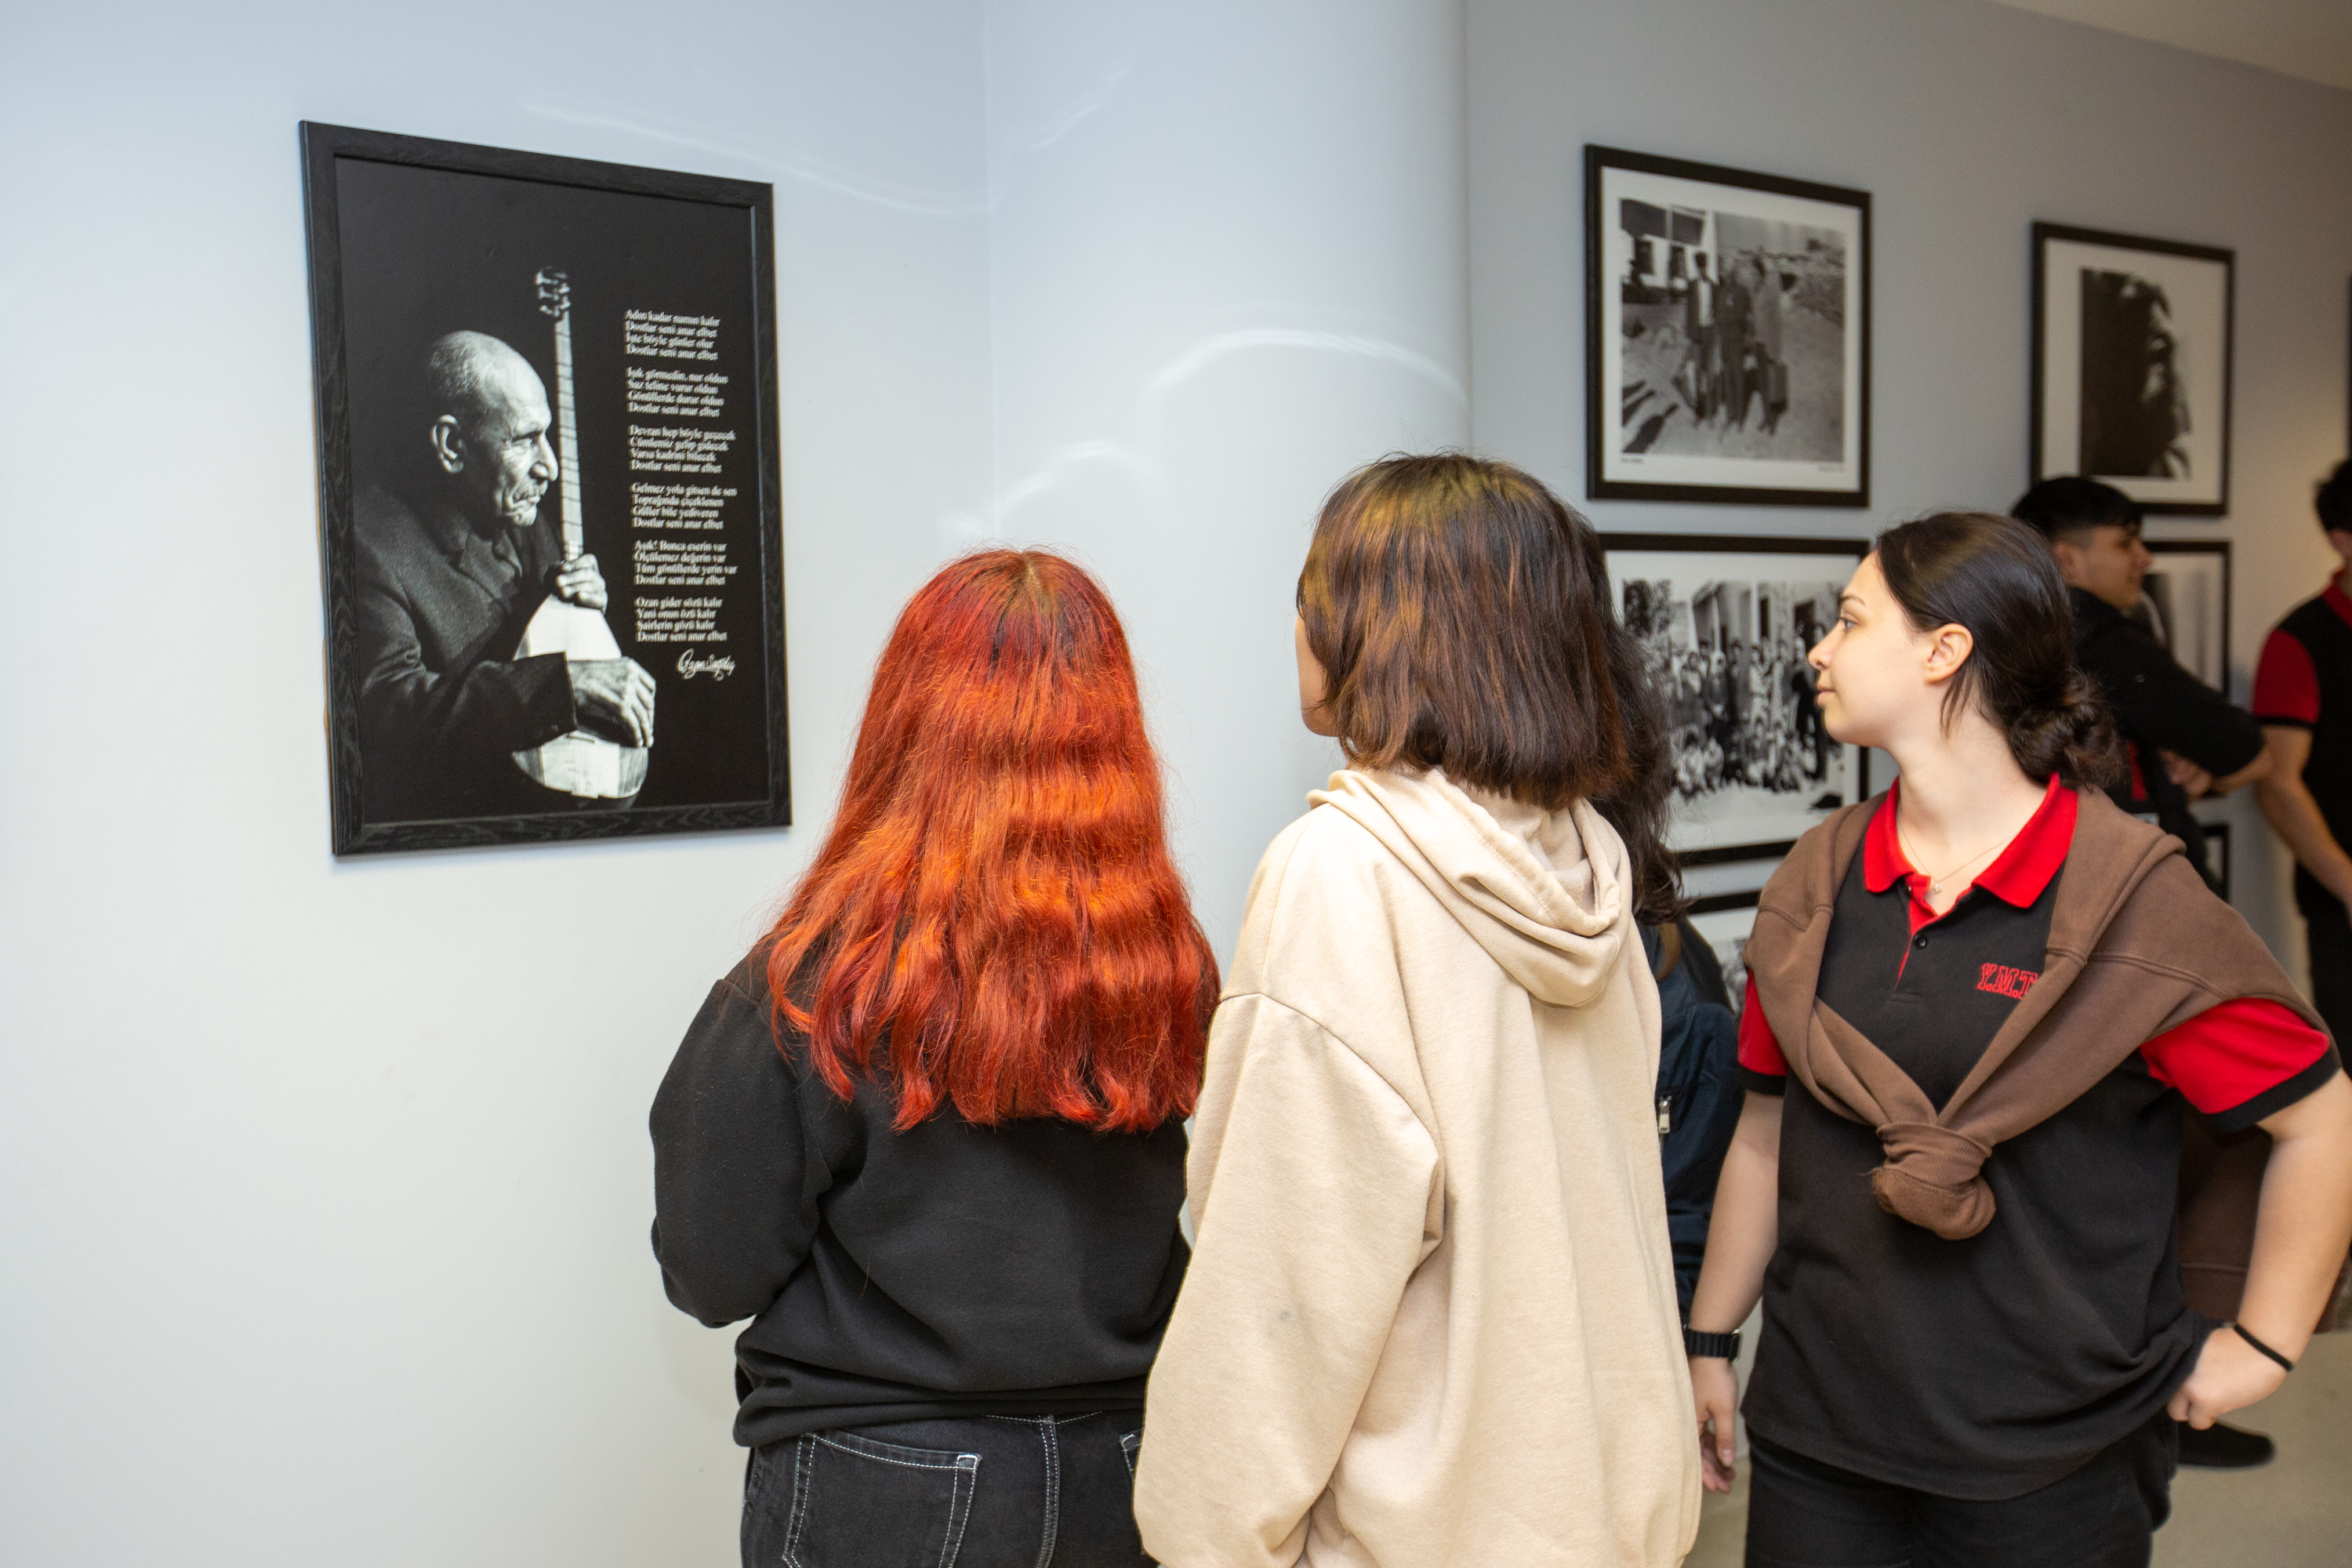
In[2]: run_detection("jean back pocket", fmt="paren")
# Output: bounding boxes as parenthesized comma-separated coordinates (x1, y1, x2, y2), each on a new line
(783, 1431, 980, 1568)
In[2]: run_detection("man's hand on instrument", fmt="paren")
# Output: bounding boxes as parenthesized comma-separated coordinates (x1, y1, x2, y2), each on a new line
(571, 658, 656, 747)
(555, 554, 609, 612)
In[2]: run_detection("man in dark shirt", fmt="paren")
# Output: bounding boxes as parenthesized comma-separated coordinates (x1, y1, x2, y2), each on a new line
(2254, 461, 2352, 1046)
(2013, 477, 2271, 891)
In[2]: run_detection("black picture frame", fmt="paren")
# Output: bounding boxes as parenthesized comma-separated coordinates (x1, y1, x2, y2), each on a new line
(2031, 223, 2234, 516)
(300, 122, 789, 855)
(1584, 145, 1872, 508)
(1603, 532, 1871, 863)
(2137, 539, 2232, 695)
(2199, 820, 2232, 904)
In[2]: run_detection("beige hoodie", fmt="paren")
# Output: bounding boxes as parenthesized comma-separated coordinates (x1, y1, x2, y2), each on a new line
(1134, 768, 1700, 1567)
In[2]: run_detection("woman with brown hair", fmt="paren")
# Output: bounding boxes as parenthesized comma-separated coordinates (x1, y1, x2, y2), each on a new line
(652, 551, 1215, 1568)
(1688, 514, 2352, 1566)
(1134, 454, 1701, 1566)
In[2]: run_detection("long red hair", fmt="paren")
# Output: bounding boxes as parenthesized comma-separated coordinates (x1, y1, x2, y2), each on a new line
(762, 550, 1215, 1133)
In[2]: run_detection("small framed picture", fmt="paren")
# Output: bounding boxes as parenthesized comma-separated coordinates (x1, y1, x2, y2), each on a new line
(2198, 819, 2233, 903)
(1584, 145, 1871, 507)
(1605, 532, 1871, 862)
(2031, 223, 2233, 515)
(2136, 540, 2232, 695)
(301, 122, 791, 855)
(1685, 890, 1762, 1017)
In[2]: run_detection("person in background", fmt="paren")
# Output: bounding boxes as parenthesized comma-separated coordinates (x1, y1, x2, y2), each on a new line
(1748, 256, 1788, 437)
(1715, 252, 1752, 431)
(2256, 461, 2352, 1046)
(651, 551, 1215, 1568)
(1136, 455, 1700, 1566)
(1688, 514, 2352, 1566)
(1647, 917, 1744, 1316)
(2013, 477, 2271, 895)
(1680, 252, 1717, 421)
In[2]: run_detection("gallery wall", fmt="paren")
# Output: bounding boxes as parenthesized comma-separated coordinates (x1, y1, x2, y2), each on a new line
(1467, 0, 2352, 958)
(0, 1, 1454, 1564)
(3, 2, 2350, 1566)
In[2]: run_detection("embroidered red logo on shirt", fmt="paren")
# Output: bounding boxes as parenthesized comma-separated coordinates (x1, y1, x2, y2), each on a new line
(1977, 963, 2038, 1000)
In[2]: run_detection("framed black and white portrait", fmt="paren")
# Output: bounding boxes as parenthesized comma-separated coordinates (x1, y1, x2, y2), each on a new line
(2031, 223, 2233, 515)
(2136, 539, 2232, 695)
(1605, 533, 1871, 863)
(1584, 146, 1871, 507)
(301, 123, 789, 855)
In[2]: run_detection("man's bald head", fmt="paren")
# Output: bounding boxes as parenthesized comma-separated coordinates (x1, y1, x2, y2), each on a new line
(422, 331, 557, 532)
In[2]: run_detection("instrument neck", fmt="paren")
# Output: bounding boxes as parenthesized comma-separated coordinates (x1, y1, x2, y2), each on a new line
(553, 309, 584, 563)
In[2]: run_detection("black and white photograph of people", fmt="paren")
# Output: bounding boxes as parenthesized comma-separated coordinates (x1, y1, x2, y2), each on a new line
(354, 330, 657, 822)
(1619, 218, 1845, 463)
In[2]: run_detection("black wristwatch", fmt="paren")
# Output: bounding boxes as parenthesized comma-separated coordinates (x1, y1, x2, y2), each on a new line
(1684, 1327, 1741, 1360)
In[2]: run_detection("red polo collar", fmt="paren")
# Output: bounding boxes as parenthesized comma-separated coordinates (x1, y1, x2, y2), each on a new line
(2325, 579, 2352, 633)
(1864, 775, 2077, 909)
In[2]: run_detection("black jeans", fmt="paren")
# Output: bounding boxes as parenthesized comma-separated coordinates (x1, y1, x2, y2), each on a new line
(742, 1412, 1149, 1568)
(1744, 1416, 2175, 1568)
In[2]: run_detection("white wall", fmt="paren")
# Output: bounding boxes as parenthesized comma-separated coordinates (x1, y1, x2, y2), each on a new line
(0, 2, 1461, 1563)
(6, 2, 2351, 1564)
(1467, 0, 2352, 960)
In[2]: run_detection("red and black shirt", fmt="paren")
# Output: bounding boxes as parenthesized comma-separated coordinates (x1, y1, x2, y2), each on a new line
(1735, 780, 2336, 1499)
(2254, 579, 2352, 915)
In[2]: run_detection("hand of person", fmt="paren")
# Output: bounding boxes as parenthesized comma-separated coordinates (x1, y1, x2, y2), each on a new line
(2167, 1326, 2288, 1429)
(555, 554, 609, 612)
(569, 658, 656, 747)
(2161, 749, 2215, 800)
(1691, 1356, 1741, 1493)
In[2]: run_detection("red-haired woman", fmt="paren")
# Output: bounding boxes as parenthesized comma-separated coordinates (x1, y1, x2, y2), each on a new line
(652, 551, 1214, 1568)
(1134, 456, 1701, 1566)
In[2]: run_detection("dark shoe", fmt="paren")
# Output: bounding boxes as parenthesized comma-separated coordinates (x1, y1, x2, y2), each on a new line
(2176, 1420, 2275, 1468)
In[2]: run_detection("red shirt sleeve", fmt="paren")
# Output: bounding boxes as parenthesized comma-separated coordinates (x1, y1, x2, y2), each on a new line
(2140, 997, 2338, 1132)
(2252, 629, 2320, 727)
(1737, 975, 1788, 1078)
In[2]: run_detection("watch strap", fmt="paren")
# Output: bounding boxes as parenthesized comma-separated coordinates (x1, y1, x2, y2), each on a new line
(1684, 1326, 1741, 1360)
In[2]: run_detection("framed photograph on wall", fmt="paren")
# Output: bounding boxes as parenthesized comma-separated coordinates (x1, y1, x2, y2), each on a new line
(2031, 223, 2233, 515)
(1686, 890, 1762, 1017)
(1605, 533, 1871, 862)
(300, 122, 789, 855)
(1584, 146, 1871, 507)
(2136, 539, 2231, 695)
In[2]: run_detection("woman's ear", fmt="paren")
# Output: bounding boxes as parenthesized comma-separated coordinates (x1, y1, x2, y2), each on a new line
(1920, 622, 1975, 688)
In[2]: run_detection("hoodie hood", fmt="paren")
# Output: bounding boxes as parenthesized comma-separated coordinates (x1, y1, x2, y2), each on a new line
(1309, 768, 1633, 1009)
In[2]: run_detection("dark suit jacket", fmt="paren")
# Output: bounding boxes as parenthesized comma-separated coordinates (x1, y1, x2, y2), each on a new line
(354, 485, 576, 822)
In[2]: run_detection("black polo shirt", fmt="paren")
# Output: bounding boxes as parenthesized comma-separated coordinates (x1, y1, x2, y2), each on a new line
(2070, 586, 2263, 888)
(1734, 781, 2335, 1499)
(2254, 580, 2352, 916)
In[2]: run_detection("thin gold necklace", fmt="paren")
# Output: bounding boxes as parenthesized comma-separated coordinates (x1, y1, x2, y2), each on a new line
(1896, 817, 2008, 901)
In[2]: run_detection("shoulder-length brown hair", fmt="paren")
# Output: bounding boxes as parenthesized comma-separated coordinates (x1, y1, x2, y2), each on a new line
(1298, 453, 1679, 922)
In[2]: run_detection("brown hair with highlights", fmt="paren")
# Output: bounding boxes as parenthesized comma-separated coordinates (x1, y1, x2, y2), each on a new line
(1298, 453, 1679, 923)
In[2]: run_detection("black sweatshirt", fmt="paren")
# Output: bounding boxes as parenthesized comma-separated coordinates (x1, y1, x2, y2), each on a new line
(650, 959, 1191, 1449)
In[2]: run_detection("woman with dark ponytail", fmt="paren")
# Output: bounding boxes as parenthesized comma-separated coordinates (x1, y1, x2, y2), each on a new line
(1686, 514, 2352, 1566)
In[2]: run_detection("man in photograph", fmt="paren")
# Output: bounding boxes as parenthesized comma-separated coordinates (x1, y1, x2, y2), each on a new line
(2254, 461, 2352, 1045)
(353, 329, 657, 822)
(2014, 477, 2269, 901)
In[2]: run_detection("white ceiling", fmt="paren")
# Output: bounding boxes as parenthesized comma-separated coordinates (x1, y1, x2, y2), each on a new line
(1991, 0, 2352, 93)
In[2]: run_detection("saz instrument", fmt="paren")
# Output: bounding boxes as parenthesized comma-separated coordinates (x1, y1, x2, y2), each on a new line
(511, 268, 649, 798)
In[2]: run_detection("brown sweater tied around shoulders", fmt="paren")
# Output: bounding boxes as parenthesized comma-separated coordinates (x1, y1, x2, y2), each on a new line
(1746, 789, 2327, 1314)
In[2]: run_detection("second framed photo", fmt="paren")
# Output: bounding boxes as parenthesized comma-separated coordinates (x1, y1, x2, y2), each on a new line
(1606, 532, 1871, 863)
(1584, 145, 1871, 507)
(2031, 223, 2233, 514)
(2137, 539, 2232, 695)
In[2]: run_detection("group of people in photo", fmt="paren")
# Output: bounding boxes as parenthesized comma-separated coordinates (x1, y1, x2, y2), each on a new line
(1650, 633, 1834, 800)
(1672, 250, 1791, 435)
(648, 452, 2352, 1568)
